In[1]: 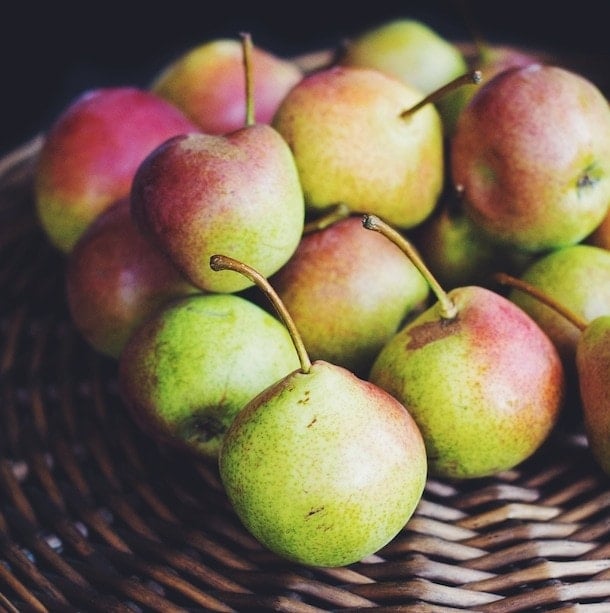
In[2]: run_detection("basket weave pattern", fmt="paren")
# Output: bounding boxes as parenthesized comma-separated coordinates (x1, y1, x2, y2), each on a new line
(1, 137, 610, 612)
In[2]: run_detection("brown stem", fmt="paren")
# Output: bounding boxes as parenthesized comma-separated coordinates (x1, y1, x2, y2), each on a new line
(493, 272, 588, 332)
(400, 70, 482, 118)
(362, 214, 458, 320)
(240, 32, 255, 127)
(209, 254, 312, 373)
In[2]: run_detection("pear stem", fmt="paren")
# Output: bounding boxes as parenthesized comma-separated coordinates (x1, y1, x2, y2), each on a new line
(240, 32, 255, 127)
(493, 272, 588, 332)
(210, 254, 313, 373)
(400, 70, 482, 118)
(362, 214, 458, 320)
(303, 203, 351, 235)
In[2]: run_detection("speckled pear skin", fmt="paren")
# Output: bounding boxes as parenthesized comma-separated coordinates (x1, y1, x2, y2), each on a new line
(576, 315, 610, 476)
(118, 293, 301, 459)
(271, 215, 430, 376)
(130, 126, 305, 294)
(35, 87, 199, 253)
(508, 244, 610, 369)
(151, 38, 303, 135)
(272, 66, 444, 230)
(338, 18, 469, 135)
(219, 360, 427, 568)
(451, 65, 610, 253)
(370, 286, 565, 479)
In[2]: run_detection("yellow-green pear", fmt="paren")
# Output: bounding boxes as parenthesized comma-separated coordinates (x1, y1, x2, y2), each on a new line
(118, 292, 301, 459)
(271, 213, 429, 376)
(212, 255, 427, 568)
(506, 244, 610, 377)
(364, 215, 565, 480)
(272, 65, 444, 230)
(339, 18, 469, 134)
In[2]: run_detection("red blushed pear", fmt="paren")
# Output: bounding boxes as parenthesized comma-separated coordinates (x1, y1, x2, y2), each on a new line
(35, 87, 199, 253)
(364, 215, 565, 480)
(131, 34, 305, 294)
(211, 254, 427, 568)
(66, 197, 198, 359)
(576, 316, 610, 476)
(151, 37, 303, 135)
(451, 64, 610, 253)
(270, 211, 429, 377)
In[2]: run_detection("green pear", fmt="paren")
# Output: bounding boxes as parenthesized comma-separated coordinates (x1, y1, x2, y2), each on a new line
(364, 215, 565, 479)
(270, 213, 429, 376)
(118, 292, 301, 459)
(272, 64, 444, 230)
(506, 244, 610, 372)
(212, 254, 427, 568)
(451, 64, 610, 253)
(338, 18, 469, 135)
(131, 33, 305, 294)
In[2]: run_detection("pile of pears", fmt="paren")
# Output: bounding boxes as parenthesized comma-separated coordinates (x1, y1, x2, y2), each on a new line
(31, 19, 610, 568)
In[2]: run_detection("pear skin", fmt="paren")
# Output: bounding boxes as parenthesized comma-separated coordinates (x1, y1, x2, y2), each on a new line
(118, 293, 301, 459)
(272, 66, 444, 230)
(219, 360, 427, 567)
(271, 215, 429, 376)
(338, 18, 468, 135)
(66, 197, 197, 358)
(151, 38, 303, 135)
(576, 315, 610, 476)
(508, 244, 610, 372)
(451, 65, 610, 252)
(35, 87, 198, 252)
(370, 286, 565, 479)
(130, 127, 305, 293)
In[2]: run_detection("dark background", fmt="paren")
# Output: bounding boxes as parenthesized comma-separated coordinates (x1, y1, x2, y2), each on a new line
(2, 0, 608, 156)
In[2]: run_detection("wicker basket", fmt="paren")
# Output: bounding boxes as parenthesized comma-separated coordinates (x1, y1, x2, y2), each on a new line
(2, 46, 610, 611)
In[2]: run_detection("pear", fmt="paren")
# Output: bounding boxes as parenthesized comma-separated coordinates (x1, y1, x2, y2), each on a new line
(118, 292, 301, 459)
(270, 212, 429, 376)
(574, 316, 610, 475)
(150, 37, 303, 135)
(451, 64, 610, 253)
(131, 33, 304, 294)
(34, 86, 199, 252)
(587, 209, 610, 250)
(363, 215, 565, 480)
(66, 197, 198, 358)
(211, 254, 427, 568)
(271, 64, 445, 230)
(338, 18, 469, 135)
